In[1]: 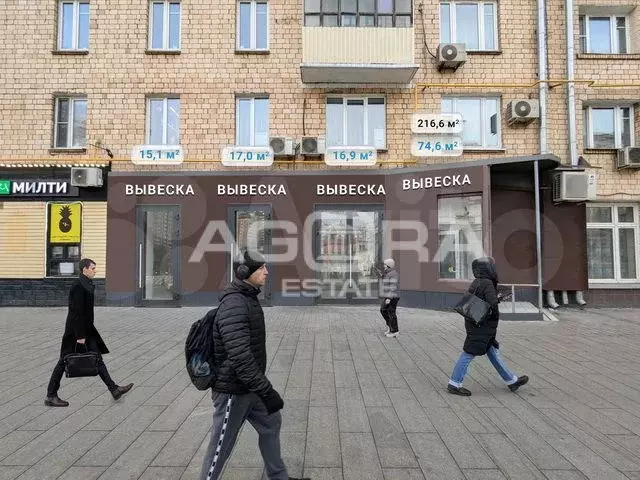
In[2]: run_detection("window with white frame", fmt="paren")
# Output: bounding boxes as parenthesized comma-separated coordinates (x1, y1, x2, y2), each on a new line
(579, 15, 629, 54)
(58, 1, 90, 50)
(440, 1, 497, 50)
(54, 97, 87, 148)
(149, 1, 181, 50)
(441, 97, 500, 148)
(236, 97, 269, 146)
(326, 97, 386, 148)
(585, 106, 634, 149)
(304, 0, 412, 27)
(438, 195, 484, 280)
(587, 204, 639, 282)
(237, 1, 268, 50)
(147, 97, 180, 145)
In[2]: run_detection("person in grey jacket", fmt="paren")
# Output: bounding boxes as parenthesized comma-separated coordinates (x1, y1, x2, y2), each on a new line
(379, 258, 400, 337)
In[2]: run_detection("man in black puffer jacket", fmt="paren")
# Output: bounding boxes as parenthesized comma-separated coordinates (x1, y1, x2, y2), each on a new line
(200, 250, 310, 480)
(446, 257, 529, 397)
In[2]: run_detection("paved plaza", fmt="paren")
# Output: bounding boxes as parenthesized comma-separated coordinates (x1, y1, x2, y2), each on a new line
(1, 304, 640, 480)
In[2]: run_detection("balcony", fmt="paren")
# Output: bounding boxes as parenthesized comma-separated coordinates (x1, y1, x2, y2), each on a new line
(300, 27, 418, 85)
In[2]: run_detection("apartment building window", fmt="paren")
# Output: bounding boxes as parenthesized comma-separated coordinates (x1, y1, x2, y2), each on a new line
(54, 97, 87, 148)
(441, 97, 500, 149)
(579, 15, 628, 54)
(438, 195, 484, 280)
(326, 97, 386, 148)
(149, 1, 181, 50)
(440, 1, 497, 50)
(587, 204, 639, 282)
(585, 106, 633, 149)
(58, 1, 90, 50)
(236, 97, 269, 146)
(147, 97, 180, 145)
(304, 0, 412, 27)
(238, 1, 268, 51)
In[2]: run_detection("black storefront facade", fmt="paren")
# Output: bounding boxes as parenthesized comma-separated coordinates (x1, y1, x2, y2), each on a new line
(105, 155, 588, 320)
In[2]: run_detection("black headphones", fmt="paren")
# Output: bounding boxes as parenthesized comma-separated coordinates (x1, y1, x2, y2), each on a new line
(235, 252, 250, 280)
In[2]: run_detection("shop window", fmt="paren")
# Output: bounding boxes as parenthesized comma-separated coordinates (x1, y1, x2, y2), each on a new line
(438, 195, 484, 280)
(47, 203, 82, 277)
(587, 204, 639, 282)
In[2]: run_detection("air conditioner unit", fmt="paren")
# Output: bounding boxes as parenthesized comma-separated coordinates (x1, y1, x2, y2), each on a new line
(70, 167, 103, 187)
(437, 43, 467, 71)
(269, 137, 294, 156)
(552, 170, 597, 202)
(300, 136, 325, 156)
(507, 99, 540, 125)
(616, 146, 640, 169)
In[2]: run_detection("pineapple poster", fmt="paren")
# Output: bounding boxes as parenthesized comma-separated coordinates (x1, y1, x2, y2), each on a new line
(49, 203, 82, 243)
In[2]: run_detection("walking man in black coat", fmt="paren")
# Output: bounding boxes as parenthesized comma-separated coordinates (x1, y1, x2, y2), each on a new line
(379, 258, 400, 337)
(45, 259, 133, 407)
(447, 257, 529, 396)
(200, 250, 309, 480)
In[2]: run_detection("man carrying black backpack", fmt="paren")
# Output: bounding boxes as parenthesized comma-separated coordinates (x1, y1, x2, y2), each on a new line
(199, 249, 310, 480)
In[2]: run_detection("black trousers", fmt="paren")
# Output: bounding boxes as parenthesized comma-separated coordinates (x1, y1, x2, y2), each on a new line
(380, 298, 400, 333)
(47, 338, 116, 397)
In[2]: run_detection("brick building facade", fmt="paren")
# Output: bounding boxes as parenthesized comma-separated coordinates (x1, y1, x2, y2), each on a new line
(1, 0, 639, 308)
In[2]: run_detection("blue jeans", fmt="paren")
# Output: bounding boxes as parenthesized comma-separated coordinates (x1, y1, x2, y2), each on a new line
(449, 346, 518, 388)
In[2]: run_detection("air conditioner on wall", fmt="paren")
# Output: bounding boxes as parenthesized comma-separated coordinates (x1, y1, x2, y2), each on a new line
(507, 99, 540, 125)
(270, 137, 295, 156)
(300, 136, 326, 156)
(552, 170, 597, 202)
(70, 167, 103, 187)
(437, 43, 467, 71)
(616, 146, 640, 169)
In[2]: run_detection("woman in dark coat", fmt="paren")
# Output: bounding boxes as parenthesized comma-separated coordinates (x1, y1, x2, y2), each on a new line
(447, 257, 529, 396)
(45, 259, 133, 407)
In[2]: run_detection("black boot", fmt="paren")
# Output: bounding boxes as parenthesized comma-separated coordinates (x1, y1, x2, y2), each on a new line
(45, 395, 69, 407)
(508, 375, 529, 392)
(447, 385, 472, 396)
(110, 383, 134, 400)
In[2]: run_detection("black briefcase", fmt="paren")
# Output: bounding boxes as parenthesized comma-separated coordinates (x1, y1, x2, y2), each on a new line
(64, 344, 99, 378)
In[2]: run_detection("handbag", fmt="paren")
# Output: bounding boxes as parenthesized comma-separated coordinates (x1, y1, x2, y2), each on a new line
(64, 343, 100, 378)
(453, 286, 491, 327)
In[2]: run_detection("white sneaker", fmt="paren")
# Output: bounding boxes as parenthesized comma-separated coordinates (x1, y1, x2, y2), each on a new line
(384, 328, 390, 334)
(385, 332, 398, 338)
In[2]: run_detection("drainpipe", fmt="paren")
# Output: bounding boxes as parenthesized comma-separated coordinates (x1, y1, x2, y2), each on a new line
(566, 0, 578, 166)
(537, 0, 547, 313)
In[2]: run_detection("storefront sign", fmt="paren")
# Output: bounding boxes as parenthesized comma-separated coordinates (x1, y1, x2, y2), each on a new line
(49, 203, 82, 243)
(0, 179, 79, 197)
(402, 174, 472, 190)
(316, 184, 386, 196)
(124, 184, 195, 196)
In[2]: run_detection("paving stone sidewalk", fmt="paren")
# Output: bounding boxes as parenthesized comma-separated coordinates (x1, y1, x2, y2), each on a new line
(1, 305, 640, 480)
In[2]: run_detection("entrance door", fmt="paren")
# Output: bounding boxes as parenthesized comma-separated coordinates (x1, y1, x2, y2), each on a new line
(228, 206, 272, 305)
(314, 206, 383, 304)
(135, 205, 181, 306)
